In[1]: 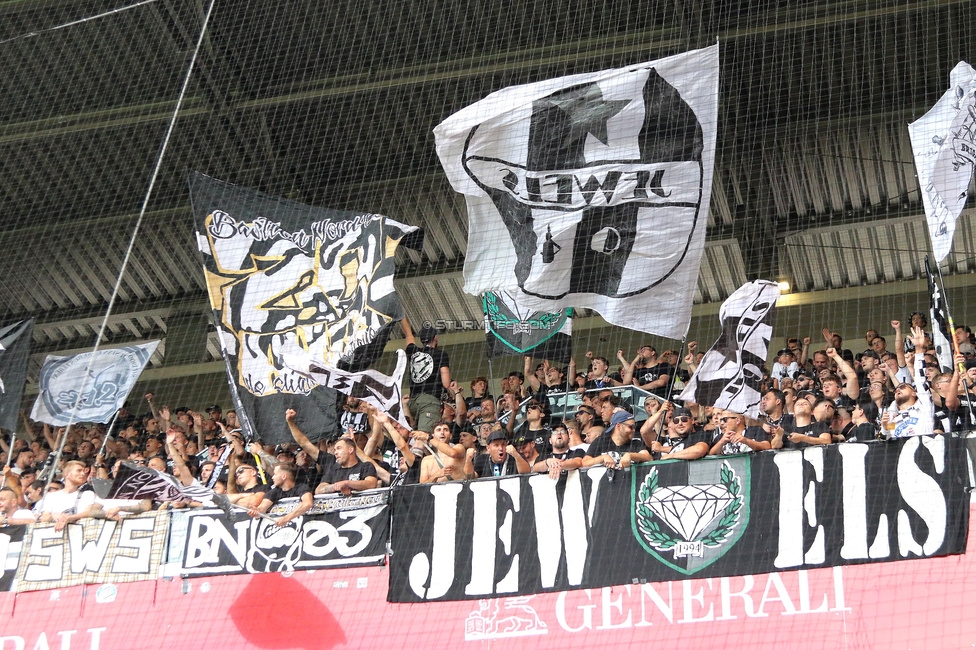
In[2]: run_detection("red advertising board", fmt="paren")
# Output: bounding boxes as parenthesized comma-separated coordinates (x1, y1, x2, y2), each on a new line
(1, 506, 973, 650)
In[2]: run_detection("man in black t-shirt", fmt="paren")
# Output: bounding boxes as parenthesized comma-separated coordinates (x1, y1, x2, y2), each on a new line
(254, 463, 313, 528)
(583, 410, 651, 469)
(650, 407, 711, 460)
(469, 430, 529, 478)
(533, 426, 585, 479)
(402, 316, 451, 433)
(315, 438, 379, 495)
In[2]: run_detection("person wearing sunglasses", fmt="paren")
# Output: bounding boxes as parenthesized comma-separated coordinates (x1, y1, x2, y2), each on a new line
(708, 411, 771, 456)
(574, 407, 604, 445)
(649, 406, 710, 461)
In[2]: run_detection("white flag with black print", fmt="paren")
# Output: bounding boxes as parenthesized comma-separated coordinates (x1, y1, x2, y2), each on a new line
(909, 61, 976, 263)
(30, 341, 160, 426)
(678, 280, 780, 418)
(283, 348, 409, 427)
(434, 45, 719, 339)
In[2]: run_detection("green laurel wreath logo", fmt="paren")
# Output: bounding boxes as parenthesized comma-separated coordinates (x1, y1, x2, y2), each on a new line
(635, 462, 742, 553)
(483, 292, 567, 330)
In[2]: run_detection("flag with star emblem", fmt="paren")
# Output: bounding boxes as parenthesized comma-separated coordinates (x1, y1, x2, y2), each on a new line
(677, 280, 780, 418)
(434, 45, 719, 338)
(189, 173, 424, 444)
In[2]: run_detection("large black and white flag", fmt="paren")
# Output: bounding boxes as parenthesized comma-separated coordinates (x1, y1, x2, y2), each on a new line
(909, 61, 976, 263)
(482, 291, 572, 363)
(926, 257, 954, 372)
(29, 341, 159, 426)
(0, 319, 33, 433)
(189, 173, 423, 444)
(677, 280, 780, 418)
(434, 45, 718, 338)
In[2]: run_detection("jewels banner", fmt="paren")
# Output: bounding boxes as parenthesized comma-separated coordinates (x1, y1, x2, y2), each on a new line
(388, 436, 969, 602)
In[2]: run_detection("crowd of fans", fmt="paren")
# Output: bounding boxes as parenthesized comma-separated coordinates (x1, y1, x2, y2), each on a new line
(1, 315, 972, 531)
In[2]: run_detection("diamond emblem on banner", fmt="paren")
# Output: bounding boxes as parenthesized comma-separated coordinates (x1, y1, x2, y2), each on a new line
(647, 484, 733, 541)
(632, 460, 749, 575)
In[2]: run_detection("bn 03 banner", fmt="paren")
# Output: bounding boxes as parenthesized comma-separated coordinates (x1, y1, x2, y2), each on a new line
(171, 492, 389, 576)
(388, 436, 970, 602)
(15, 512, 169, 592)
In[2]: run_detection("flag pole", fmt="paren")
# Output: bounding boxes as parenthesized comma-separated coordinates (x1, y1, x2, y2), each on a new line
(655, 337, 687, 439)
(930, 256, 976, 432)
(97, 412, 120, 457)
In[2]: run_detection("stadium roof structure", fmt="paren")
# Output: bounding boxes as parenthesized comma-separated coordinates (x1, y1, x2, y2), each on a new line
(2, 0, 975, 399)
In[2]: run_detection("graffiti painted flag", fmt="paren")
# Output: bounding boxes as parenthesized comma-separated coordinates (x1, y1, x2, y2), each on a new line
(677, 280, 780, 418)
(0, 319, 33, 433)
(434, 45, 718, 339)
(29, 341, 159, 426)
(482, 291, 572, 363)
(909, 61, 976, 263)
(189, 173, 423, 444)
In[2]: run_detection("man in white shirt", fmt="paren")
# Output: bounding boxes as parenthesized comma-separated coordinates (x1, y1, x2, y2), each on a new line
(883, 326, 935, 439)
(36, 460, 96, 531)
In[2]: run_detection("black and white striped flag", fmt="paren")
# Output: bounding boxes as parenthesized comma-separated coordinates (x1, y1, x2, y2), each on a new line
(678, 280, 780, 418)
(926, 257, 954, 372)
(107, 462, 230, 515)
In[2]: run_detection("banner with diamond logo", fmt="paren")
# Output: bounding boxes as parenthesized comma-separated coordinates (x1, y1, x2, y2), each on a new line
(388, 436, 969, 602)
(632, 458, 750, 575)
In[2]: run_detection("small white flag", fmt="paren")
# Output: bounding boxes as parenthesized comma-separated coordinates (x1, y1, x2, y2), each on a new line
(30, 341, 159, 425)
(678, 281, 780, 418)
(909, 61, 976, 263)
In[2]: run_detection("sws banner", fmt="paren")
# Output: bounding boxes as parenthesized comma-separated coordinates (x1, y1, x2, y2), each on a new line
(171, 492, 389, 576)
(15, 512, 169, 592)
(389, 436, 970, 602)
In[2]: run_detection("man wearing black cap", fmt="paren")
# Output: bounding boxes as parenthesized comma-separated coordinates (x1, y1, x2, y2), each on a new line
(650, 406, 710, 460)
(533, 426, 585, 479)
(582, 410, 651, 469)
(402, 316, 452, 433)
(468, 430, 529, 478)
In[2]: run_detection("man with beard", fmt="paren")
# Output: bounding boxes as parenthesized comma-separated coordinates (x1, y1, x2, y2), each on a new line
(648, 406, 710, 461)
(583, 410, 651, 469)
(468, 430, 529, 478)
(532, 425, 585, 479)
(881, 326, 935, 439)
(709, 411, 770, 456)
(574, 405, 604, 445)
(315, 438, 379, 495)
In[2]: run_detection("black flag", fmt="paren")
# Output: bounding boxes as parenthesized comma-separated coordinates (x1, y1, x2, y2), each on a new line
(0, 319, 32, 433)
